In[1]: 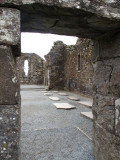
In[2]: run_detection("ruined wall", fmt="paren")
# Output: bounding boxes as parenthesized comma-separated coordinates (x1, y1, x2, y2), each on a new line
(17, 53, 45, 85)
(0, 8, 21, 160)
(64, 38, 94, 97)
(45, 39, 94, 96)
(45, 41, 65, 90)
(93, 33, 120, 160)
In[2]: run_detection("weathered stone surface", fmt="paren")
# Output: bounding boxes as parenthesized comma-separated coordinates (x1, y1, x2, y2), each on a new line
(17, 53, 45, 85)
(93, 123, 120, 160)
(93, 33, 120, 61)
(94, 58, 120, 97)
(0, 8, 20, 45)
(45, 39, 94, 97)
(0, 1, 120, 38)
(45, 41, 65, 90)
(0, 104, 21, 160)
(93, 33, 120, 160)
(64, 38, 94, 97)
(0, 45, 20, 105)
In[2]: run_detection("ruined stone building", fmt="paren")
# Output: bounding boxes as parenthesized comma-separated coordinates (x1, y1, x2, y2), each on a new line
(45, 39, 94, 97)
(44, 41, 65, 90)
(17, 53, 45, 85)
(0, 1, 120, 160)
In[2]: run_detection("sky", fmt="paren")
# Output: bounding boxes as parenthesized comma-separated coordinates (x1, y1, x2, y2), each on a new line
(21, 33, 78, 59)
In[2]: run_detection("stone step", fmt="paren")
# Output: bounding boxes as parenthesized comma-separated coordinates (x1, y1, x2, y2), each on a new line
(80, 112, 93, 121)
(53, 103, 76, 110)
(78, 101, 93, 108)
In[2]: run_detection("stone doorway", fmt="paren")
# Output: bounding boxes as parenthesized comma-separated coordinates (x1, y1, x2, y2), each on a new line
(0, 1, 120, 160)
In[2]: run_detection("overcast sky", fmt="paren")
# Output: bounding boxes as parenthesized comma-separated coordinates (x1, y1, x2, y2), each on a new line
(21, 33, 78, 59)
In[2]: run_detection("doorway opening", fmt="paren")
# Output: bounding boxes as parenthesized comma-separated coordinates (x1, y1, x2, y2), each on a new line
(19, 33, 94, 159)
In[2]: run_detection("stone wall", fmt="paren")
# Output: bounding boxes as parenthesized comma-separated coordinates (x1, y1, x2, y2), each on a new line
(45, 41, 65, 90)
(17, 53, 45, 85)
(45, 39, 94, 97)
(64, 38, 94, 97)
(0, 8, 21, 160)
(93, 33, 120, 160)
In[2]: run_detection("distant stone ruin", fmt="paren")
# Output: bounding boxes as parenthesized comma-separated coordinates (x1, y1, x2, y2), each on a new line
(45, 39, 94, 97)
(17, 53, 45, 85)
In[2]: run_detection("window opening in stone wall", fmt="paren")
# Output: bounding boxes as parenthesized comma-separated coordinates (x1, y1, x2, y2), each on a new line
(78, 53, 81, 71)
(24, 60, 29, 76)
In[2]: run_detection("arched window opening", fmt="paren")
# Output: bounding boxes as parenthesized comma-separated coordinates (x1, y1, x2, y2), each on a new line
(24, 60, 29, 76)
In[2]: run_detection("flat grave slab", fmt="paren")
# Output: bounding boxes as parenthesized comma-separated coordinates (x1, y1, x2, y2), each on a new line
(78, 101, 93, 108)
(49, 97, 60, 101)
(53, 103, 76, 110)
(53, 91, 58, 93)
(41, 91, 47, 93)
(68, 96, 80, 101)
(44, 93, 53, 96)
(80, 112, 93, 121)
(58, 93, 68, 96)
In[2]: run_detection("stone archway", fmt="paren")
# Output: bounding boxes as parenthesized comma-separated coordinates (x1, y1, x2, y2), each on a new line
(0, 1, 120, 160)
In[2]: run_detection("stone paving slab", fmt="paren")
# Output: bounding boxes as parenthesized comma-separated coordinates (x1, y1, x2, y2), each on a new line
(49, 97, 60, 101)
(21, 127, 95, 160)
(53, 91, 58, 93)
(53, 103, 76, 110)
(58, 92, 68, 96)
(41, 91, 48, 93)
(78, 101, 93, 108)
(44, 93, 53, 96)
(68, 96, 80, 101)
(80, 112, 93, 121)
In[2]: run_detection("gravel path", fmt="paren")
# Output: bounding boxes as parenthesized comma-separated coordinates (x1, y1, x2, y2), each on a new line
(21, 85, 94, 160)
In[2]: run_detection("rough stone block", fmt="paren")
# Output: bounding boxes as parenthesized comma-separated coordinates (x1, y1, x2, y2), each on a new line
(93, 123, 120, 160)
(94, 58, 120, 97)
(93, 61, 112, 95)
(93, 94, 115, 132)
(0, 8, 20, 45)
(0, 104, 20, 160)
(0, 45, 20, 105)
